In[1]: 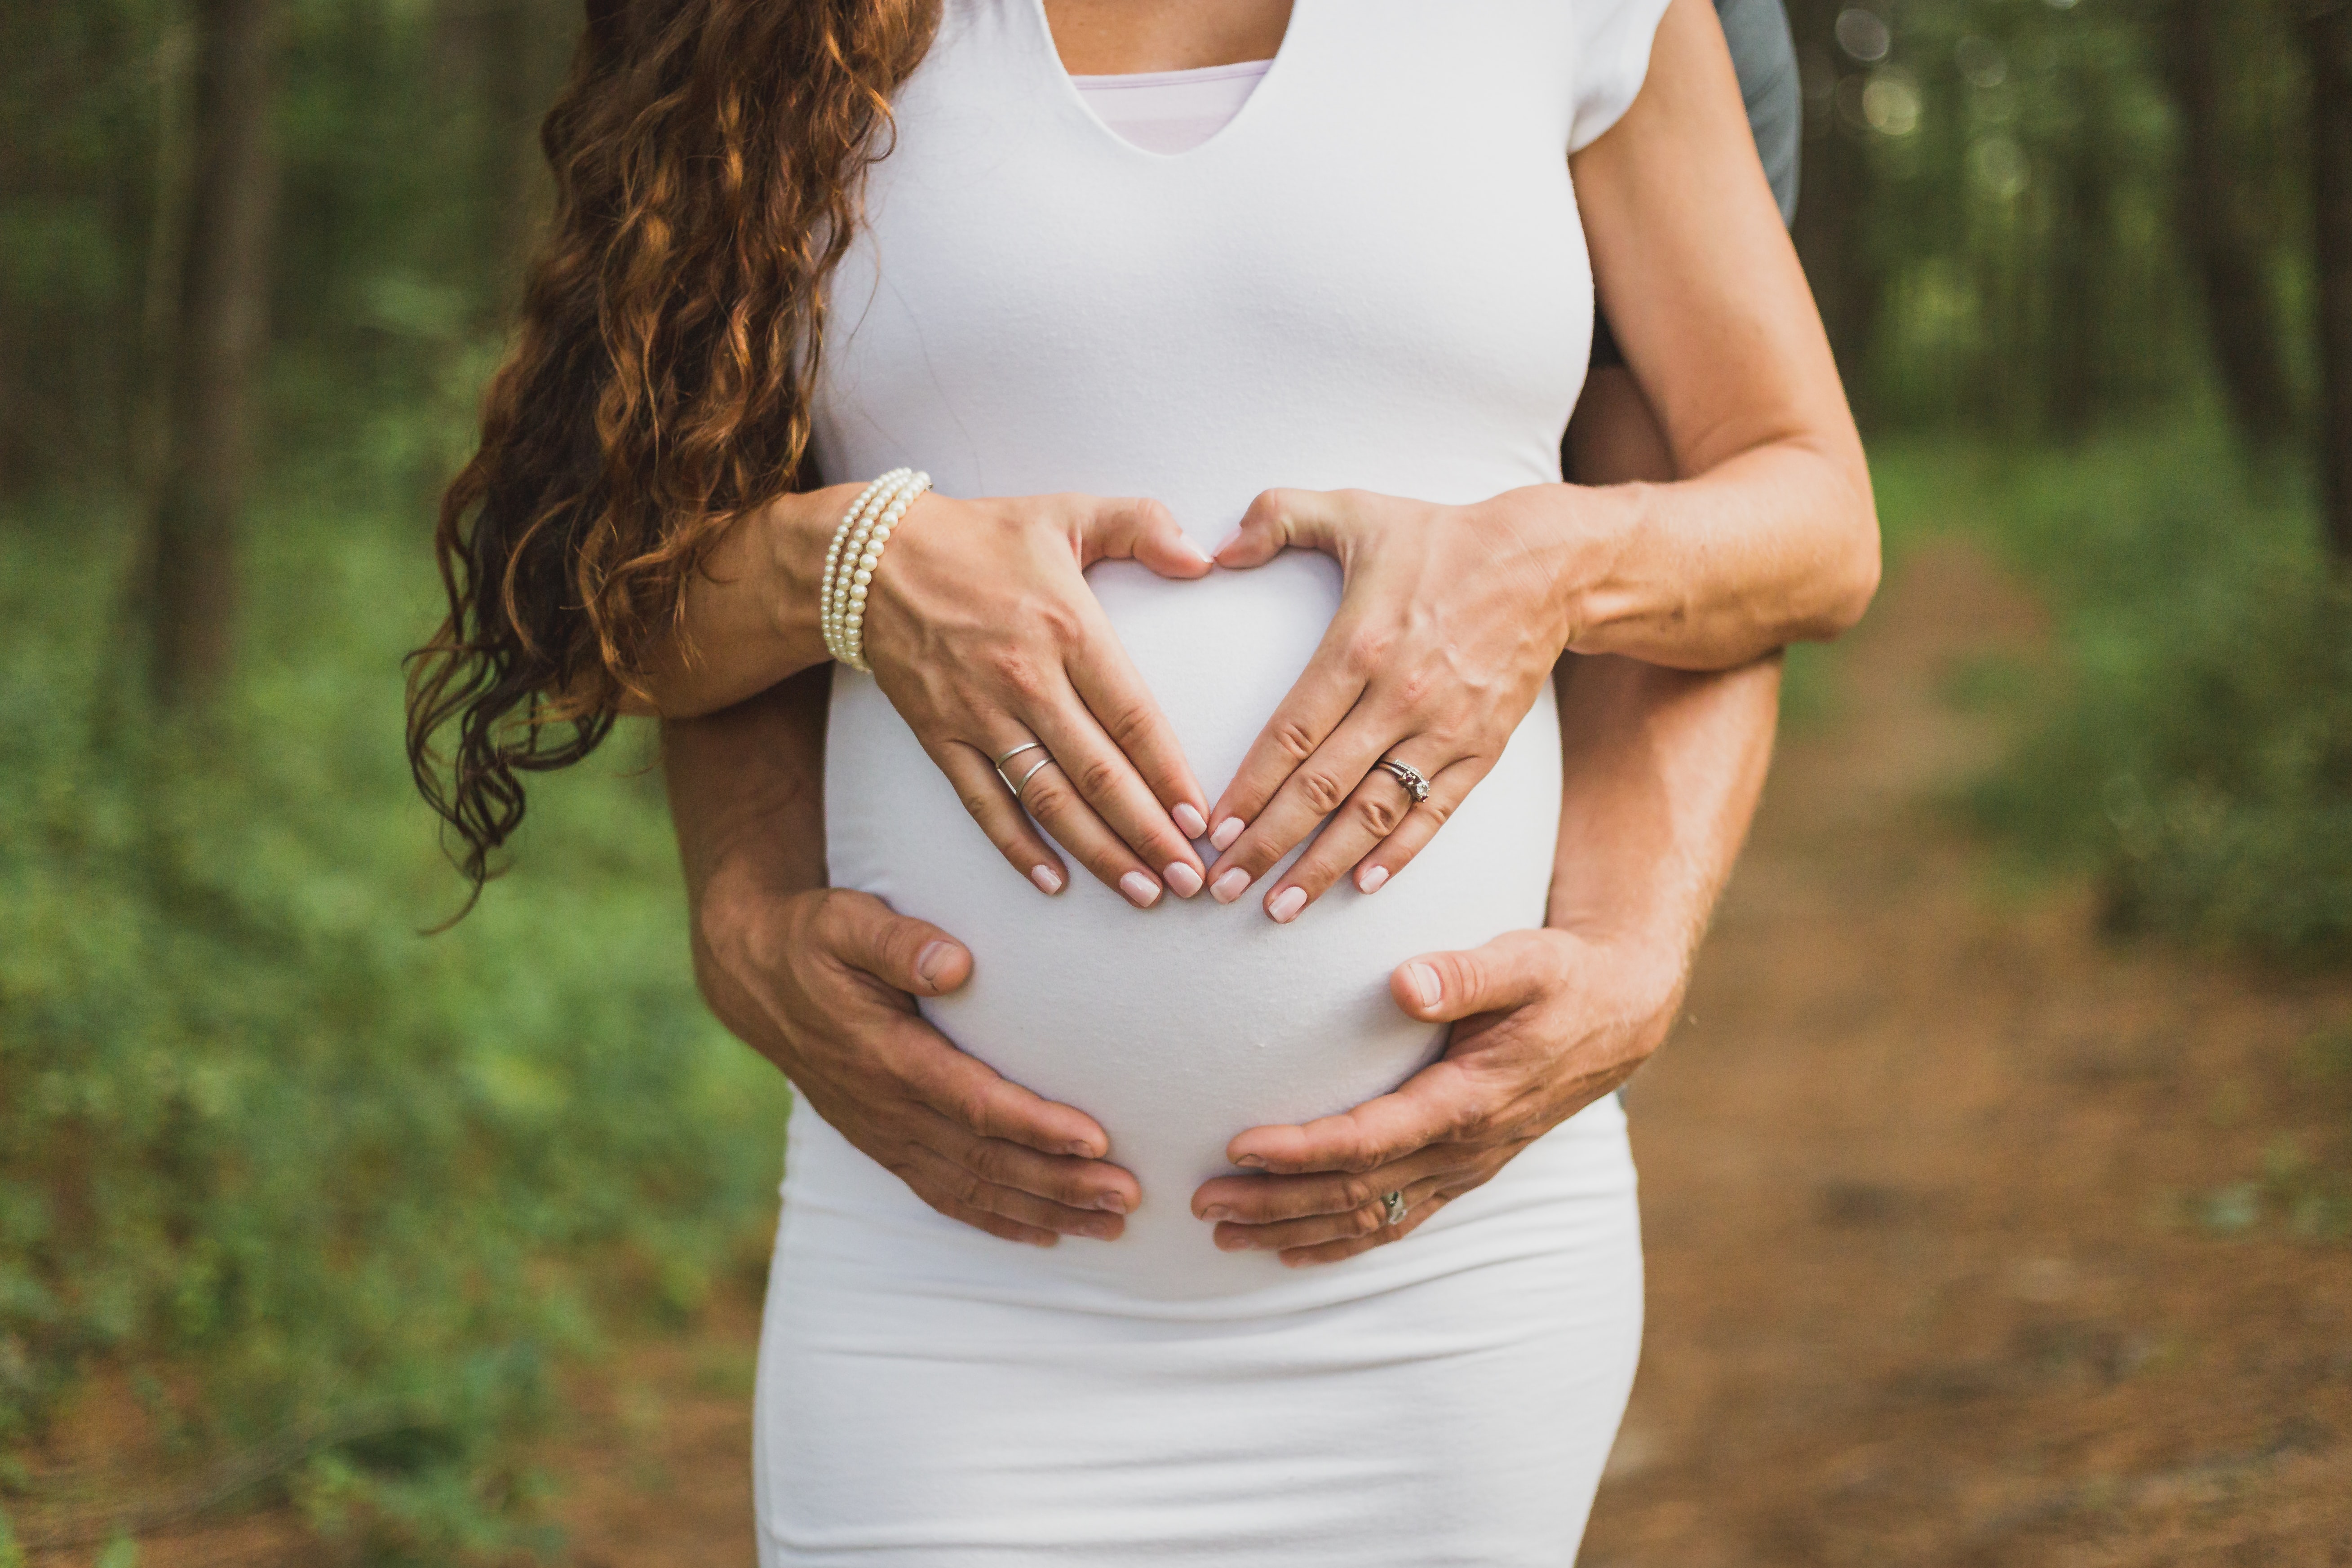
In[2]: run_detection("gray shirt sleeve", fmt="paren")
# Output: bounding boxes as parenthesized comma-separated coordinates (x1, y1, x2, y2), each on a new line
(1586, 0, 1801, 371)
(1714, 0, 1801, 225)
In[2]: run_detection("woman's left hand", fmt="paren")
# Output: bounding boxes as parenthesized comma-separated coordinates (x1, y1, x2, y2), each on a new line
(1201, 486, 1584, 919)
(1188, 925, 1681, 1265)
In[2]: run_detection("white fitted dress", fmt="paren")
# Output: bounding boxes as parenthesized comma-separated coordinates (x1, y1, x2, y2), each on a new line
(758, 2, 1668, 1561)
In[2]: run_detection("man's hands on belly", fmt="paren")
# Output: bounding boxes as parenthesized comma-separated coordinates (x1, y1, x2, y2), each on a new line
(666, 680, 1141, 1249)
(700, 882, 1144, 1245)
(1189, 925, 1684, 1264)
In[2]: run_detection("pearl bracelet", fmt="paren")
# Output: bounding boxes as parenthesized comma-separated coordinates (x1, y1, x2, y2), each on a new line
(819, 468, 908, 664)
(820, 467, 932, 672)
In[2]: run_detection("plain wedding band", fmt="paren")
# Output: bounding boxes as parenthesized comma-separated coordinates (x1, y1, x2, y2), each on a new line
(993, 741, 1057, 800)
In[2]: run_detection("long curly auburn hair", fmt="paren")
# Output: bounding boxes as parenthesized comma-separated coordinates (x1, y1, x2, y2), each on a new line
(404, 0, 939, 908)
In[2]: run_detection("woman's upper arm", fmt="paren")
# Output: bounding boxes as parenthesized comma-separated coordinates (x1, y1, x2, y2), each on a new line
(1568, 0, 1863, 484)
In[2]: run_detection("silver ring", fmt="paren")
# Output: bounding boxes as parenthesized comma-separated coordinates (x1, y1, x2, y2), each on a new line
(993, 740, 1044, 768)
(1375, 757, 1431, 805)
(1010, 754, 1057, 798)
(1381, 1191, 1408, 1227)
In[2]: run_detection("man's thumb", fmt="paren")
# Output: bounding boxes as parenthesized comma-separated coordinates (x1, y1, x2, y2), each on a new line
(834, 898, 973, 997)
(1391, 934, 1550, 1023)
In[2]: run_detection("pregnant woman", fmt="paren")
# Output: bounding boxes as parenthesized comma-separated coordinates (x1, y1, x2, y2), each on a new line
(406, 0, 1875, 1559)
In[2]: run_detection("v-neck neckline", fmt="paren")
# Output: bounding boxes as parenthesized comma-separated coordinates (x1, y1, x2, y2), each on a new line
(1020, 0, 1305, 162)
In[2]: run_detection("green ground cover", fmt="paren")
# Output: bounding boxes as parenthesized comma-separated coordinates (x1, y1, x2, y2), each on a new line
(1871, 419, 2352, 962)
(0, 464, 789, 1561)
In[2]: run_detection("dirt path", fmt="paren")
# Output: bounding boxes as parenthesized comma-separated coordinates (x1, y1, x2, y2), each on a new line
(74, 542, 2352, 1565)
(1580, 540, 2352, 1567)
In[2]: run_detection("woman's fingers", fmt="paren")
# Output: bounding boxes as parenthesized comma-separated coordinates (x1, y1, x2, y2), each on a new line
(1204, 704, 1400, 915)
(1201, 618, 1369, 858)
(1342, 756, 1485, 897)
(1058, 599, 1214, 851)
(1019, 671, 1206, 903)
(1260, 744, 1487, 916)
(929, 738, 1070, 896)
(1079, 495, 1216, 581)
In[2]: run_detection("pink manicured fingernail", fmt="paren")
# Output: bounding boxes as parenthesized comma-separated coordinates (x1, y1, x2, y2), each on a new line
(1267, 886, 1307, 923)
(1201, 1205, 1232, 1222)
(1236, 1154, 1267, 1169)
(1119, 870, 1162, 908)
(1030, 864, 1064, 895)
(1357, 864, 1389, 895)
(916, 941, 954, 988)
(1210, 817, 1245, 851)
(1177, 533, 1213, 563)
(1164, 861, 1203, 898)
(1078, 1219, 1118, 1240)
(1172, 802, 1208, 838)
(1212, 527, 1243, 556)
(1094, 1192, 1130, 1214)
(1210, 868, 1250, 904)
(1406, 962, 1441, 1009)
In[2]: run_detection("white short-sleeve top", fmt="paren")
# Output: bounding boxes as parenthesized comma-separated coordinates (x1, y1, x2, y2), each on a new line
(812, 0, 1672, 1298)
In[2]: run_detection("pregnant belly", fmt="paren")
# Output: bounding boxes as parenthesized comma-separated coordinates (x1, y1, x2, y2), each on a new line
(823, 551, 1564, 1295)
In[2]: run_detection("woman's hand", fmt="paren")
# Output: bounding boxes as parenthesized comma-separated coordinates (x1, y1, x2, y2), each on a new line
(1200, 486, 1584, 919)
(862, 492, 1216, 907)
(1188, 925, 1681, 1264)
(715, 884, 1144, 1245)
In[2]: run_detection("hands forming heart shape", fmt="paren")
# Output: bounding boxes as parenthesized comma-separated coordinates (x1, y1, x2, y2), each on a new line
(860, 483, 1581, 920)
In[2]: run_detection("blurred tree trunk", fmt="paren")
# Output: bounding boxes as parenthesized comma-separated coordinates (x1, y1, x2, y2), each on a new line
(2303, 0, 2352, 563)
(2162, 0, 2294, 446)
(430, 0, 572, 308)
(1787, 0, 1879, 412)
(146, 0, 279, 707)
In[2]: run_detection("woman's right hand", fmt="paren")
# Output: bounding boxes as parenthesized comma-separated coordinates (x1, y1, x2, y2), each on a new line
(733, 886, 1144, 1245)
(859, 492, 1215, 906)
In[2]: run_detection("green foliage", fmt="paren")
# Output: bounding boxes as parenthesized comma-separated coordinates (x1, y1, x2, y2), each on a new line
(1815, 0, 2306, 436)
(1913, 420, 2352, 960)
(0, 463, 790, 1557)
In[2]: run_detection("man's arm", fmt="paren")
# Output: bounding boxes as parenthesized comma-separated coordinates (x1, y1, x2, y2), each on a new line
(663, 673, 1143, 1244)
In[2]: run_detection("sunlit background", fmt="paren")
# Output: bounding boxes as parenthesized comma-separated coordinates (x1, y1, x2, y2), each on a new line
(3, 0, 2347, 1563)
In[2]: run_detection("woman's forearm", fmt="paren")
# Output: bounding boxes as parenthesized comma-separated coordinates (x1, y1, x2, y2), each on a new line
(1485, 437, 1877, 674)
(631, 487, 864, 718)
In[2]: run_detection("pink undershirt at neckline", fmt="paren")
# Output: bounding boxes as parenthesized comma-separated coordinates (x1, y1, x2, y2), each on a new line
(1068, 58, 1275, 155)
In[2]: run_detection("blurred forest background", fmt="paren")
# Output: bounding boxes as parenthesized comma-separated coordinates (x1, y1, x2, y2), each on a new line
(2, 0, 2348, 1562)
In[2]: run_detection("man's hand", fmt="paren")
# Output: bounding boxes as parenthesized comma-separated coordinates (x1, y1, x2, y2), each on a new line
(1189, 925, 1685, 1266)
(698, 878, 1143, 1247)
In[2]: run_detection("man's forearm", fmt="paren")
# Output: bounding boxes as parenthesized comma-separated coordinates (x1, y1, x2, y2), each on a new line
(660, 667, 831, 1058)
(1546, 652, 1777, 968)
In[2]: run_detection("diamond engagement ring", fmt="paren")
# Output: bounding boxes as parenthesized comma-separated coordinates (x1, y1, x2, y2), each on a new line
(1374, 757, 1431, 804)
(1381, 1191, 1409, 1227)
